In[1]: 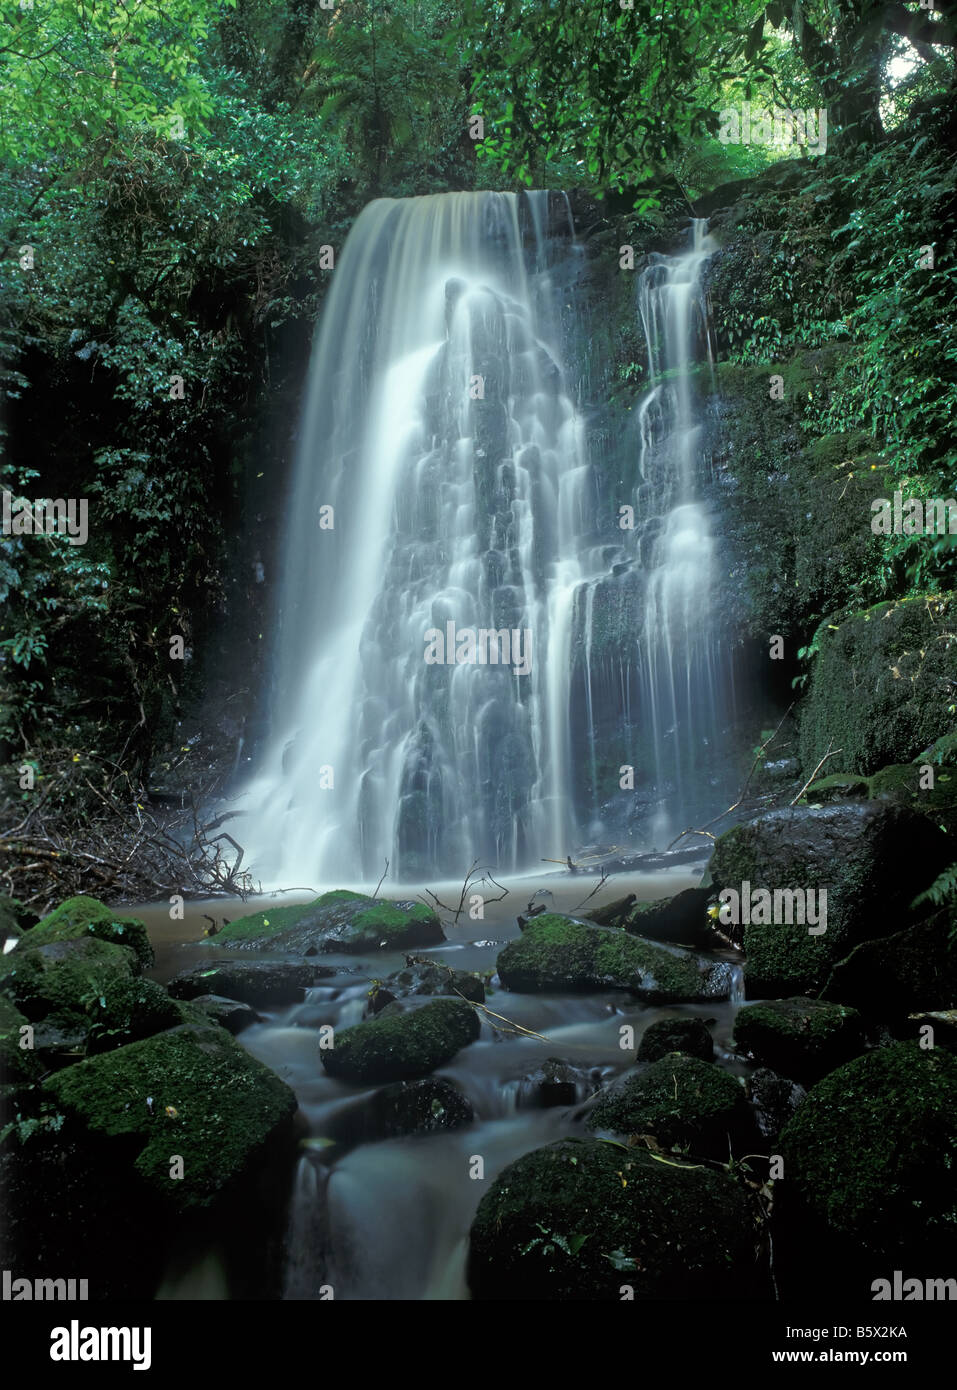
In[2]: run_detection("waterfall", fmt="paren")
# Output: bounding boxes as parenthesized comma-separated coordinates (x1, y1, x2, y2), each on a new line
(241, 191, 591, 887)
(240, 199, 733, 887)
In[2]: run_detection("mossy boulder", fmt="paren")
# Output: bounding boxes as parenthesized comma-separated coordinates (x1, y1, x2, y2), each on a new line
(43, 1021, 298, 1212)
(367, 960, 485, 1015)
(586, 1054, 754, 1158)
(799, 594, 957, 778)
(821, 907, 957, 1015)
(733, 998, 865, 1083)
(495, 914, 732, 1001)
(167, 959, 328, 1008)
(779, 1043, 957, 1264)
(0, 938, 179, 1056)
(0, 994, 44, 1086)
(213, 889, 445, 955)
(621, 887, 715, 947)
(708, 802, 950, 996)
(468, 1138, 763, 1300)
(320, 997, 481, 1084)
(637, 1016, 714, 1063)
(24, 896, 152, 972)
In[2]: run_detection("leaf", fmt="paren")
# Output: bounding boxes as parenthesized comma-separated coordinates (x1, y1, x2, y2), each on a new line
(603, 1248, 638, 1272)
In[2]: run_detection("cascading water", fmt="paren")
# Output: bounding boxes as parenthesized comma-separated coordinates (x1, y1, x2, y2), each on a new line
(571, 220, 733, 848)
(240, 197, 734, 887)
(241, 191, 593, 886)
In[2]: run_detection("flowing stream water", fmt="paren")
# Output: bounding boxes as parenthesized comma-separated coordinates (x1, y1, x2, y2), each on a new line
(142, 868, 746, 1301)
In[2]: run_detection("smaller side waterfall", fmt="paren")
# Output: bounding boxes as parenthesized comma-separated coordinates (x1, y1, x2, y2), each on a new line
(572, 220, 734, 847)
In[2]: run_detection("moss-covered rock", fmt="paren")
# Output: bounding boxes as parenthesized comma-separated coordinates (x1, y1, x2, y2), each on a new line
(213, 889, 445, 954)
(708, 802, 951, 996)
(637, 1016, 714, 1063)
(468, 1138, 763, 1299)
(0, 994, 43, 1086)
(44, 1021, 298, 1212)
(799, 594, 957, 779)
(779, 1043, 957, 1263)
(0, 895, 36, 938)
(821, 907, 957, 1015)
(515, 1057, 596, 1107)
(0, 938, 180, 1057)
(586, 1054, 754, 1158)
(495, 914, 732, 1001)
(320, 997, 481, 1084)
(24, 895, 152, 971)
(802, 773, 870, 802)
(167, 959, 327, 1008)
(733, 998, 865, 1083)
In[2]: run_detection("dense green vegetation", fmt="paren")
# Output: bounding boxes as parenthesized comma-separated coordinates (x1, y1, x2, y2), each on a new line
(1, 0, 954, 892)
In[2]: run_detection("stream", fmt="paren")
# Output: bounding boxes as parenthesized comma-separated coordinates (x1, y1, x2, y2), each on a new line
(134, 865, 747, 1300)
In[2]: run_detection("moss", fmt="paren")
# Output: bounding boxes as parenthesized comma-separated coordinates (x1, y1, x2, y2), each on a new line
(822, 907, 957, 1015)
(212, 899, 332, 944)
(321, 997, 481, 1084)
(802, 773, 870, 802)
(44, 1022, 297, 1212)
(25, 896, 152, 972)
(0, 938, 135, 1027)
(586, 1054, 753, 1158)
(733, 998, 865, 1082)
(708, 803, 951, 996)
(780, 1043, 957, 1262)
(799, 594, 956, 778)
(0, 994, 43, 1085)
(637, 1016, 714, 1063)
(468, 1138, 762, 1300)
(214, 890, 443, 954)
(497, 914, 718, 1001)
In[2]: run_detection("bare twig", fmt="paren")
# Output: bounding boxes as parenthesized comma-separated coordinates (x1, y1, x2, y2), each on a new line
(790, 744, 843, 805)
(373, 859, 390, 898)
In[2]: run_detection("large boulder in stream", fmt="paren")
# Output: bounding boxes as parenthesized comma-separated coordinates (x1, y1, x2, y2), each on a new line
(42, 1021, 298, 1213)
(637, 1016, 714, 1063)
(468, 1138, 765, 1300)
(20, 894, 153, 971)
(337, 1077, 474, 1142)
(495, 914, 732, 1001)
(779, 1043, 957, 1267)
(0, 937, 179, 1057)
(167, 959, 329, 1009)
(586, 1054, 755, 1158)
(821, 907, 957, 1016)
(707, 802, 951, 997)
(212, 889, 445, 955)
(733, 997, 865, 1083)
(321, 997, 481, 1084)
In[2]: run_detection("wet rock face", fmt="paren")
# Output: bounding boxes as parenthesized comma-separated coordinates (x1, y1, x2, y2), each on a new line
(167, 959, 330, 1008)
(708, 801, 951, 997)
(585, 1053, 756, 1159)
(779, 1043, 957, 1266)
(516, 1057, 598, 1108)
(212, 890, 445, 955)
(468, 1138, 766, 1300)
(495, 913, 733, 1002)
(637, 1016, 715, 1063)
(320, 997, 481, 1085)
(733, 997, 865, 1084)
